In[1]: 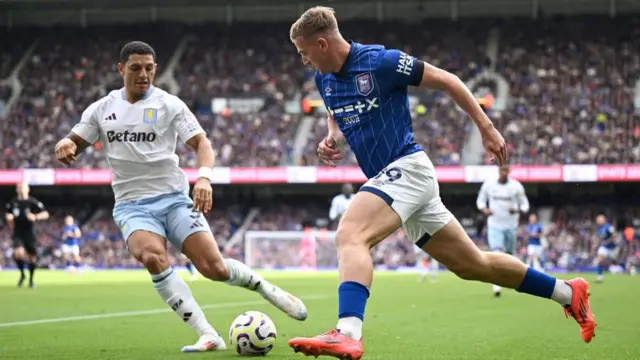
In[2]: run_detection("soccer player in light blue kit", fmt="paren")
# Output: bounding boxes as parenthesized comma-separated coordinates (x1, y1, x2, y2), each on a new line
(595, 214, 617, 283)
(288, 7, 596, 359)
(61, 215, 82, 271)
(476, 165, 530, 297)
(54, 41, 307, 353)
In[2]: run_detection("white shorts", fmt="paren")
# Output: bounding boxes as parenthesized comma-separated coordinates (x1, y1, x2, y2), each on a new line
(527, 244, 543, 258)
(61, 244, 80, 256)
(359, 151, 454, 247)
(597, 246, 616, 260)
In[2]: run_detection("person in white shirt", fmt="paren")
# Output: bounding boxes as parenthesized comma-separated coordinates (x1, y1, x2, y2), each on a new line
(476, 166, 530, 297)
(54, 41, 307, 352)
(329, 183, 354, 225)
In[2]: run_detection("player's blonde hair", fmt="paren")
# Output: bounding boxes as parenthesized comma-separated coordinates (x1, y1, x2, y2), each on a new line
(290, 6, 339, 40)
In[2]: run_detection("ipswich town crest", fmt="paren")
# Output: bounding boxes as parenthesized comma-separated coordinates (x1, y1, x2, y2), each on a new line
(355, 72, 374, 96)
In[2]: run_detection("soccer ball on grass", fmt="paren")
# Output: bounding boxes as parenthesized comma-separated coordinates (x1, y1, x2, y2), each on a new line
(229, 311, 277, 356)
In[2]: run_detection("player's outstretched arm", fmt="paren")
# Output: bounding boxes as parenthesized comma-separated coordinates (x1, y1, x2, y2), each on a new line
(417, 62, 508, 165)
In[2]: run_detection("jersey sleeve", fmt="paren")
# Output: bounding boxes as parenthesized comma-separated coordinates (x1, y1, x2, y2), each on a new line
(72, 101, 101, 144)
(30, 198, 46, 214)
(172, 98, 206, 143)
(378, 49, 425, 88)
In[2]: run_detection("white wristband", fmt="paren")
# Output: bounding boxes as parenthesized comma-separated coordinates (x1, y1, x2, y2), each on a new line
(197, 167, 213, 181)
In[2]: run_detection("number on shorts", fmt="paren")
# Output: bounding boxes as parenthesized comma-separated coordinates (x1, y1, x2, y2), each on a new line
(374, 167, 402, 183)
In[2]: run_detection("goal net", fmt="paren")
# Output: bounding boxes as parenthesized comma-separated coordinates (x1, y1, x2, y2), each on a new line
(244, 230, 337, 270)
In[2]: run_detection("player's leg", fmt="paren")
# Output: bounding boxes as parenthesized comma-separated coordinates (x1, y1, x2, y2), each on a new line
(12, 239, 26, 287)
(24, 238, 38, 288)
(430, 257, 439, 281)
(422, 218, 596, 343)
(486, 227, 506, 296)
(596, 247, 608, 282)
(72, 246, 82, 269)
(289, 190, 401, 358)
(62, 245, 72, 269)
(165, 192, 307, 321)
(114, 202, 224, 352)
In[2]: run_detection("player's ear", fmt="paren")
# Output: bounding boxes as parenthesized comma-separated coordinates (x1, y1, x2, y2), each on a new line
(117, 62, 125, 76)
(317, 37, 328, 51)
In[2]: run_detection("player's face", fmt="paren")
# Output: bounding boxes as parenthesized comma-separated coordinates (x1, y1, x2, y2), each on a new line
(118, 54, 157, 97)
(529, 214, 537, 224)
(65, 216, 74, 225)
(16, 182, 29, 197)
(342, 183, 353, 195)
(293, 36, 331, 74)
(499, 166, 510, 182)
(596, 215, 605, 225)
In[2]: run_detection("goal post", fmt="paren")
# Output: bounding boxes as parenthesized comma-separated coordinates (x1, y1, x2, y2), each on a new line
(244, 230, 337, 270)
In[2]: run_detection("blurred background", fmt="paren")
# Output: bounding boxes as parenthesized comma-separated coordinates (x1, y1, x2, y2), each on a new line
(1, 0, 639, 274)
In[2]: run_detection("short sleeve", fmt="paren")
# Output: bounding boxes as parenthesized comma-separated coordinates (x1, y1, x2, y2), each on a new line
(172, 98, 205, 143)
(31, 198, 45, 213)
(378, 49, 424, 88)
(71, 101, 101, 144)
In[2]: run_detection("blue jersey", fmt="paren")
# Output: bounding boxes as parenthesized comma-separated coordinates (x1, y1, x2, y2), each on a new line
(315, 41, 424, 178)
(62, 224, 80, 246)
(596, 223, 616, 249)
(526, 223, 543, 246)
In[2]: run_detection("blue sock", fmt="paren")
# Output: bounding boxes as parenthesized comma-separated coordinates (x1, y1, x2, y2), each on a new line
(515, 267, 556, 299)
(338, 281, 370, 320)
(597, 263, 604, 275)
(66, 260, 71, 267)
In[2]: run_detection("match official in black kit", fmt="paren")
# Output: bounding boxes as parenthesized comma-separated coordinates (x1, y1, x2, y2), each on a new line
(5, 182, 49, 288)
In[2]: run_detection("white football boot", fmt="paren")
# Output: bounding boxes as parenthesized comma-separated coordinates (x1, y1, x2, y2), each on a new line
(181, 332, 227, 353)
(256, 280, 308, 321)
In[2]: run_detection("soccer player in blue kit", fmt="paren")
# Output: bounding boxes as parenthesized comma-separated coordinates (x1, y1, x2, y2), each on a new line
(288, 7, 596, 359)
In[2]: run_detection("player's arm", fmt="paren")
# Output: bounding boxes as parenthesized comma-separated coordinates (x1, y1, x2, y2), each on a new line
(56, 102, 101, 164)
(31, 200, 49, 221)
(416, 62, 494, 133)
(175, 99, 215, 213)
(476, 181, 491, 216)
(513, 182, 530, 214)
(5, 202, 14, 224)
(74, 225, 82, 238)
(380, 49, 507, 164)
(329, 196, 339, 221)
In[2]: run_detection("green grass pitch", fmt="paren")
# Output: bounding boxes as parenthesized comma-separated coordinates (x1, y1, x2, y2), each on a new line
(1, 270, 638, 360)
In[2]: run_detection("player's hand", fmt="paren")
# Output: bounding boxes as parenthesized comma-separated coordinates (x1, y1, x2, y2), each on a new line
(480, 124, 507, 166)
(482, 208, 492, 216)
(26, 213, 36, 222)
(55, 138, 78, 165)
(192, 177, 213, 214)
(317, 136, 344, 167)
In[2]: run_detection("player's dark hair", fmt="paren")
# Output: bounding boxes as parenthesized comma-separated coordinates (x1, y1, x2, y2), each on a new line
(120, 41, 156, 63)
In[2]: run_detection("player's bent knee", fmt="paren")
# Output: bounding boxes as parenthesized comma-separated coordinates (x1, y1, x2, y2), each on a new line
(140, 250, 169, 273)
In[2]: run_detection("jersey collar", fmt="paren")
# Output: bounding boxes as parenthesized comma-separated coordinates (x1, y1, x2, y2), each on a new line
(120, 86, 155, 102)
(334, 40, 357, 78)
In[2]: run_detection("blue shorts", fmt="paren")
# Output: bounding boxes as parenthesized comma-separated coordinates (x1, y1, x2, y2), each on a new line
(113, 191, 210, 251)
(487, 227, 517, 254)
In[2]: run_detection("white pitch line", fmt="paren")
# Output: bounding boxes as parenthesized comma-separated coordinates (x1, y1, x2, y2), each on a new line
(0, 294, 329, 328)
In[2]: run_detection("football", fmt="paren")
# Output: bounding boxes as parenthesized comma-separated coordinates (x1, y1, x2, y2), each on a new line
(229, 311, 277, 356)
